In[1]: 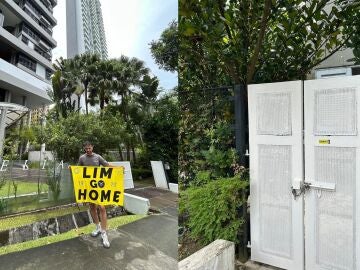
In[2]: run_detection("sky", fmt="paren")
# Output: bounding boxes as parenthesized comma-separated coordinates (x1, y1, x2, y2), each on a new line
(52, 0, 178, 90)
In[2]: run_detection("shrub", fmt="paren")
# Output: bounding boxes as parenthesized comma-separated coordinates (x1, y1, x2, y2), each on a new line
(46, 163, 62, 201)
(132, 168, 153, 180)
(180, 175, 249, 245)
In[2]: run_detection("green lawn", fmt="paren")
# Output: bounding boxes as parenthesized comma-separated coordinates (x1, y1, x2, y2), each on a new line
(0, 181, 48, 197)
(0, 214, 145, 255)
(0, 204, 88, 231)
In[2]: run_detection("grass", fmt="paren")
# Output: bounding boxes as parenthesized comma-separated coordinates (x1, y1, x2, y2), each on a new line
(0, 205, 88, 231)
(0, 214, 145, 255)
(0, 181, 48, 197)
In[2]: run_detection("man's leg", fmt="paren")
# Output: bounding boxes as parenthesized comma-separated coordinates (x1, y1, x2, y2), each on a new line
(89, 203, 101, 237)
(99, 205, 107, 231)
(99, 205, 110, 248)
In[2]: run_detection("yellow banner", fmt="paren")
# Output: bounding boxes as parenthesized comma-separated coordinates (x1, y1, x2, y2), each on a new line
(70, 166, 124, 206)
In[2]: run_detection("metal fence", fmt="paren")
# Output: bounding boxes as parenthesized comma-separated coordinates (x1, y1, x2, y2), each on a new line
(0, 160, 74, 216)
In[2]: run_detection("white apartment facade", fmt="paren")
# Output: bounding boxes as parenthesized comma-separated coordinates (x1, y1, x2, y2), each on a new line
(66, 0, 107, 59)
(0, 0, 57, 155)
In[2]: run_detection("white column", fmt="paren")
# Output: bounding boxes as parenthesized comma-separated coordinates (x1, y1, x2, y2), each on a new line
(0, 107, 7, 157)
(24, 110, 32, 153)
(0, 91, 11, 157)
(40, 106, 46, 160)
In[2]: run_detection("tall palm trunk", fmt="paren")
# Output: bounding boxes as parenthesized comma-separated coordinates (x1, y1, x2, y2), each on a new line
(84, 84, 88, 114)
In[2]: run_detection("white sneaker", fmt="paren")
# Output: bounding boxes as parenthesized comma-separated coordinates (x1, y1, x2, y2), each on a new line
(101, 231, 110, 248)
(91, 226, 101, 237)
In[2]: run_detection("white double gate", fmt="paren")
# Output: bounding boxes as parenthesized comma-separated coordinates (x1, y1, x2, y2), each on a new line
(249, 76, 360, 270)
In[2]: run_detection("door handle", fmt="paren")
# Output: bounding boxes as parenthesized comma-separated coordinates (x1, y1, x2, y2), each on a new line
(304, 181, 336, 191)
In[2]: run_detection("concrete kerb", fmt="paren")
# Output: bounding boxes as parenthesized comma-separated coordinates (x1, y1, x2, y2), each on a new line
(179, 239, 235, 270)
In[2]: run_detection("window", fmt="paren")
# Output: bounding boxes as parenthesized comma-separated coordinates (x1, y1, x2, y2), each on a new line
(45, 69, 52, 81)
(22, 23, 40, 41)
(18, 53, 36, 72)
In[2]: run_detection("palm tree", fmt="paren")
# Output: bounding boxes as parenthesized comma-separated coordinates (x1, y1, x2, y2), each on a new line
(49, 68, 75, 118)
(137, 75, 160, 114)
(75, 53, 101, 114)
(88, 59, 117, 111)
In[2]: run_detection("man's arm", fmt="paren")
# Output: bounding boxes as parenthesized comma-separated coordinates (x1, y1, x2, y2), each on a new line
(98, 155, 109, 166)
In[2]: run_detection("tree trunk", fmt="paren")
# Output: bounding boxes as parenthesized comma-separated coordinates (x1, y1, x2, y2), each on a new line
(126, 145, 130, 161)
(118, 146, 124, 161)
(246, 0, 272, 83)
(85, 85, 88, 114)
(131, 145, 136, 163)
(100, 89, 105, 111)
(77, 95, 81, 112)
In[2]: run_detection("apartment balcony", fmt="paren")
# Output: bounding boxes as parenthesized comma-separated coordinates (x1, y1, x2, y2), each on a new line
(0, 58, 51, 109)
(2, 0, 56, 47)
(40, 15, 50, 27)
(22, 1, 54, 36)
(34, 0, 56, 25)
(0, 26, 53, 71)
(38, 38, 50, 51)
(0, 13, 4, 27)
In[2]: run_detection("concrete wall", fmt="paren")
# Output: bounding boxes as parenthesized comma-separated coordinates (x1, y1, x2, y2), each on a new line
(109, 161, 134, 189)
(123, 193, 150, 215)
(169, 183, 178, 193)
(151, 161, 169, 189)
(179, 239, 235, 270)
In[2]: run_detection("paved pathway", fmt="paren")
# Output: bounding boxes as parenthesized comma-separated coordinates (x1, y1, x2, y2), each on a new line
(0, 186, 178, 270)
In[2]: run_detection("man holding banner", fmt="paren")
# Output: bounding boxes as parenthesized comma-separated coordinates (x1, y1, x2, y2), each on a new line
(70, 141, 124, 249)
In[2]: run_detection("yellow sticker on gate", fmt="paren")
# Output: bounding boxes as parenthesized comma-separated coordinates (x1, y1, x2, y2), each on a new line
(70, 166, 124, 206)
(319, 139, 330, 145)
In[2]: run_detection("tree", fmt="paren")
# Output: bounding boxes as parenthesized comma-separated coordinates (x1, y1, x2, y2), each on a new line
(343, 1, 360, 64)
(178, 0, 359, 186)
(142, 92, 179, 181)
(89, 59, 116, 111)
(180, 0, 358, 85)
(42, 113, 126, 162)
(150, 20, 178, 72)
(48, 65, 76, 119)
(137, 75, 160, 114)
(71, 53, 101, 114)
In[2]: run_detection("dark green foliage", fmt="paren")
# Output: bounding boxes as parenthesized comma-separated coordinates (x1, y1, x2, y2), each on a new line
(0, 199, 8, 214)
(178, 0, 359, 187)
(150, 20, 178, 72)
(179, 96, 236, 187)
(142, 93, 179, 182)
(41, 113, 126, 163)
(200, 121, 237, 179)
(342, 1, 360, 63)
(132, 168, 153, 180)
(46, 163, 62, 201)
(180, 175, 249, 244)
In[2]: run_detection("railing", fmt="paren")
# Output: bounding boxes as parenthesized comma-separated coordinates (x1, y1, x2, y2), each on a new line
(20, 1, 53, 37)
(18, 54, 36, 72)
(0, 160, 74, 217)
(22, 24, 40, 42)
(39, 0, 53, 13)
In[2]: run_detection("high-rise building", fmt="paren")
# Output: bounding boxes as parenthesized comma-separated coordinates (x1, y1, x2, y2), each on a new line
(0, 0, 57, 155)
(66, 0, 107, 59)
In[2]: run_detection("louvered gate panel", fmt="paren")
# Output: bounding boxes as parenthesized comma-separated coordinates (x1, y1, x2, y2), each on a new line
(304, 76, 360, 270)
(249, 81, 304, 270)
